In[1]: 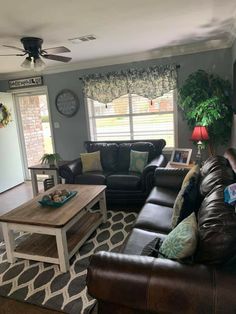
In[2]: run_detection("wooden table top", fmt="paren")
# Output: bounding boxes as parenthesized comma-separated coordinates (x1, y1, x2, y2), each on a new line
(166, 161, 195, 169)
(0, 184, 106, 227)
(28, 161, 68, 170)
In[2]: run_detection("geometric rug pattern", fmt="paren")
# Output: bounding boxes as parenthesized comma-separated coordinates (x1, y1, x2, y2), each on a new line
(0, 210, 137, 314)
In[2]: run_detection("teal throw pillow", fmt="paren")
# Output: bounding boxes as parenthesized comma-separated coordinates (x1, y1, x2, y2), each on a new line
(159, 212, 198, 260)
(129, 150, 149, 173)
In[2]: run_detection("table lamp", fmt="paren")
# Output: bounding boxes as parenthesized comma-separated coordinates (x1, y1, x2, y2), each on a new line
(191, 126, 209, 165)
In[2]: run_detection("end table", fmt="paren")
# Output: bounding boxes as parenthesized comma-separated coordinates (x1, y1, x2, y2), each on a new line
(28, 164, 60, 196)
(166, 161, 195, 169)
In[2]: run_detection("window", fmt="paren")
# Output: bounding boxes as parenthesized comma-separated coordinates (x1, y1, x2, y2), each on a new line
(87, 90, 176, 148)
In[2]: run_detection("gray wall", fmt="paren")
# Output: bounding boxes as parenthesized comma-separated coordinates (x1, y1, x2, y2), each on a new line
(0, 47, 232, 160)
(231, 39, 236, 147)
(233, 39, 236, 62)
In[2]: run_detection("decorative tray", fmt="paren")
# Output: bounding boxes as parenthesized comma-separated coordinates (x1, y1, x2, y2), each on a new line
(38, 191, 77, 208)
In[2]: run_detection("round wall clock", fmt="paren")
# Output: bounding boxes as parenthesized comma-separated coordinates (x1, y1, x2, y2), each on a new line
(55, 89, 79, 117)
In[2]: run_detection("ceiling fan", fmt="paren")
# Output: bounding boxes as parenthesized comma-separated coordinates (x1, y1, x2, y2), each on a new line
(0, 37, 72, 71)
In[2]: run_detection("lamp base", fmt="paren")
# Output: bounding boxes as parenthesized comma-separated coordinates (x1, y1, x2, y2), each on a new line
(195, 142, 202, 166)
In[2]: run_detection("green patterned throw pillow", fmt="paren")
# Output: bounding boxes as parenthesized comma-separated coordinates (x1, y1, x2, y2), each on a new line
(129, 150, 149, 173)
(159, 212, 198, 260)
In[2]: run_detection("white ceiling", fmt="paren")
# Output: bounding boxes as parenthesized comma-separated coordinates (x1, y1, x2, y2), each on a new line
(0, 0, 236, 78)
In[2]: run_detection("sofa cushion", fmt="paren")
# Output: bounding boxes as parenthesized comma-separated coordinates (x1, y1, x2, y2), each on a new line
(159, 212, 198, 260)
(117, 142, 156, 171)
(80, 151, 102, 173)
(123, 228, 166, 255)
(196, 184, 236, 264)
(129, 150, 149, 173)
(134, 203, 172, 234)
(146, 186, 178, 207)
(85, 142, 119, 172)
(74, 171, 109, 185)
(106, 172, 141, 190)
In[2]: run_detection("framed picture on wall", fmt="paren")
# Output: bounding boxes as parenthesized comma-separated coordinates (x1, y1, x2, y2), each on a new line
(170, 148, 192, 166)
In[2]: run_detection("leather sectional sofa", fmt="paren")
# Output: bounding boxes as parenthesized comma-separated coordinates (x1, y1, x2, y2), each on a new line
(59, 140, 166, 205)
(87, 148, 236, 314)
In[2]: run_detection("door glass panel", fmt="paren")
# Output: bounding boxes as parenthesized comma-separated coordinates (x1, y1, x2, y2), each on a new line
(17, 94, 53, 169)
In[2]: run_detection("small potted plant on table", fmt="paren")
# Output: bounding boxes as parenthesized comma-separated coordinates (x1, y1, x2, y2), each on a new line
(40, 153, 61, 167)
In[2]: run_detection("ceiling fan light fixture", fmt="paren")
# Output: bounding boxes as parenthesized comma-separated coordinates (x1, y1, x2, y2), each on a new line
(34, 57, 45, 71)
(21, 56, 32, 69)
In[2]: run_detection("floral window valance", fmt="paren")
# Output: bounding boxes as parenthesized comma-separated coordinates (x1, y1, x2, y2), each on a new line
(82, 64, 177, 103)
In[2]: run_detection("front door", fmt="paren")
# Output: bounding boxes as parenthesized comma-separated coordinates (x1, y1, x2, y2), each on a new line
(14, 88, 54, 180)
(0, 92, 24, 192)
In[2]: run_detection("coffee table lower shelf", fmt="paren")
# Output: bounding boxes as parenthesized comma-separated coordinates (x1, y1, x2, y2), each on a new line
(13, 211, 102, 269)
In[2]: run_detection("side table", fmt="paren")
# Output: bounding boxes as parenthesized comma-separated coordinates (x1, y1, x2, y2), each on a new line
(166, 161, 195, 169)
(28, 164, 60, 196)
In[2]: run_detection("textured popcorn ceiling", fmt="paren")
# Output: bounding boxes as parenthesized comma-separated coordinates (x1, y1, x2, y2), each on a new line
(0, 0, 236, 77)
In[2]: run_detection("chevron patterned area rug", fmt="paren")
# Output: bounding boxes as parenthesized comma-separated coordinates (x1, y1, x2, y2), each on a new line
(0, 210, 137, 314)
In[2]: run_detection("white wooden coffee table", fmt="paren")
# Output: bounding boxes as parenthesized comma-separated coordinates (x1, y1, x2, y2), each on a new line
(0, 184, 107, 272)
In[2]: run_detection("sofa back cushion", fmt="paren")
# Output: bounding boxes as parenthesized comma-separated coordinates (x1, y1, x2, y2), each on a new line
(85, 142, 119, 171)
(117, 143, 132, 171)
(196, 156, 236, 264)
(200, 156, 235, 197)
(84, 140, 166, 172)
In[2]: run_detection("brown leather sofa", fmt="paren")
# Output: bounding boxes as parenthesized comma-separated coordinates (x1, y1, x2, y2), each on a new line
(87, 149, 236, 314)
(59, 140, 166, 205)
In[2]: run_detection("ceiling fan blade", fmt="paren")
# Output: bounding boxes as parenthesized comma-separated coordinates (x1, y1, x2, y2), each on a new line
(3, 44, 27, 53)
(0, 53, 26, 56)
(42, 54, 72, 62)
(42, 46, 70, 54)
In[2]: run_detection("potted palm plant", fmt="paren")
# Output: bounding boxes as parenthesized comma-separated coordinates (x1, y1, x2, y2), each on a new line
(178, 70, 232, 155)
(40, 153, 61, 167)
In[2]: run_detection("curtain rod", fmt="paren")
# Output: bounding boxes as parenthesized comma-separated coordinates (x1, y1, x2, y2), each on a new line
(78, 64, 181, 80)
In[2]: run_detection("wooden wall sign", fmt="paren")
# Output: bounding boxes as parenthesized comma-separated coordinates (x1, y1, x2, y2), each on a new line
(9, 76, 43, 89)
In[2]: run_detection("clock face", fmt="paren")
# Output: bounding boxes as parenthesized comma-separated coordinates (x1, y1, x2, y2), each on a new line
(56, 89, 79, 117)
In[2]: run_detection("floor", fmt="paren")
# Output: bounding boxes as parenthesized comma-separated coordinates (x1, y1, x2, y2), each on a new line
(0, 181, 43, 241)
(0, 181, 101, 314)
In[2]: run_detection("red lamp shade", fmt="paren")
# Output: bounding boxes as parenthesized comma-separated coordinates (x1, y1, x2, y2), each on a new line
(191, 126, 209, 141)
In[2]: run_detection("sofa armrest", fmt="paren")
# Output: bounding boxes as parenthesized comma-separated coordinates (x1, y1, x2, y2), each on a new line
(141, 155, 167, 192)
(87, 251, 215, 314)
(154, 167, 189, 190)
(59, 158, 82, 183)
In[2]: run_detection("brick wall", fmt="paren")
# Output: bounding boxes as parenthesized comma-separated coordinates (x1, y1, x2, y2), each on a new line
(19, 96, 45, 167)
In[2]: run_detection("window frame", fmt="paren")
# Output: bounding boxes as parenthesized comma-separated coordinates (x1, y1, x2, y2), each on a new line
(84, 90, 178, 149)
